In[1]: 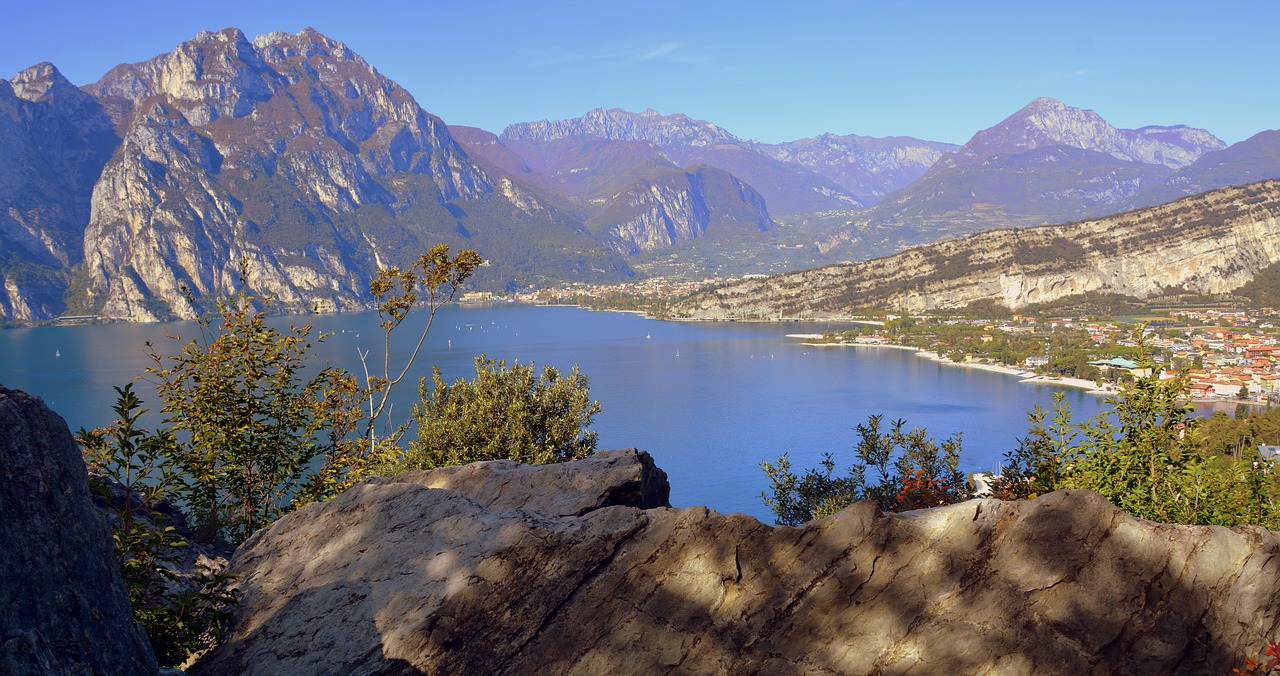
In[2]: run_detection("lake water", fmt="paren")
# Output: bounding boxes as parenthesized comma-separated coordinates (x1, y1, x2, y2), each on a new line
(0, 304, 1109, 521)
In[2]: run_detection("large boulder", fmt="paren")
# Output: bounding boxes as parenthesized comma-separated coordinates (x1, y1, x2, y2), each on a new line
(0, 386, 157, 675)
(194, 451, 1280, 675)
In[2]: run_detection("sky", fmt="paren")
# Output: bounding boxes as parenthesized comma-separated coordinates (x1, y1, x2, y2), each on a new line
(2, 0, 1275, 146)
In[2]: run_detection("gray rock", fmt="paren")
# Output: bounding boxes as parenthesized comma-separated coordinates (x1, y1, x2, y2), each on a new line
(193, 453, 1280, 675)
(0, 385, 157, 675)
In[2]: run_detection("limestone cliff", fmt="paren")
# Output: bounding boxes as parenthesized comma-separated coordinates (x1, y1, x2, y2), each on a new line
(673, 179, 1280, 319)
(55, 27, 627, 322)
(587, 166, 774, 255)
(192, 451, 1279, 675)
(76, 28, 494, 321)
(0, 63, 118, 322)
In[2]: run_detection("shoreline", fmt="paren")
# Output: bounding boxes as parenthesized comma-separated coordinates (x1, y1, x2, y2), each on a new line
(794, 339, 1114, 395)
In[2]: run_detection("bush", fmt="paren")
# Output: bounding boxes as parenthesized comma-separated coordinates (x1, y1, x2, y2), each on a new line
(761, 415, 971, 526)
(400, 355, 601, 470)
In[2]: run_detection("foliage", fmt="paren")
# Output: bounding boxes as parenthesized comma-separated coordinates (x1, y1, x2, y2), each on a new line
(761, 415, 970, 526)
(360, 245, 483, 445)
(991, 393, 1075, 500)
(146, 270, 363, 544)
(994, 328, 1280, 528)
(400, 355, 601, 470)
(78, 385, 239, 667)
(1234, 638, 1280, 674)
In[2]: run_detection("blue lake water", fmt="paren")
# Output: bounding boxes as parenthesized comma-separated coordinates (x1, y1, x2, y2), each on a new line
(0, 304, 1109, 521)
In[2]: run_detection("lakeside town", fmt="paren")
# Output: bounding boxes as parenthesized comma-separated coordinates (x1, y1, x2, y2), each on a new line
(473, 277, 1280, 406)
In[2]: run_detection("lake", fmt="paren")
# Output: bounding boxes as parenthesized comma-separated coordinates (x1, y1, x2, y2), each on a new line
(0, 304, 1109, 521)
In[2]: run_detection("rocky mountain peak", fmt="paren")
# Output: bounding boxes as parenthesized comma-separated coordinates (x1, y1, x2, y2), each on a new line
(501, 107, 743, 149)
(956, 98, 1224, 169)
(253, 26, 364, 67)
(9, 62, 74, 102)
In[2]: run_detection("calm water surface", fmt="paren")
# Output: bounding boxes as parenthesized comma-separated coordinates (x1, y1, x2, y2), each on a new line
(1, 305, 1110, 520)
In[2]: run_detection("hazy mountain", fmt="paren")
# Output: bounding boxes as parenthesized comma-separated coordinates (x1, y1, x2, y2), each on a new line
(819, 98, 1226, 257)
(1125, 130, 1280, 207)
(0, 63, 119, 321)
(586, 166, 774, 255)
(501, 108, 865, 216)
(754, 134, 958, 205)
(956, 97, 1224, 169)
(672, 180, 1280, 319)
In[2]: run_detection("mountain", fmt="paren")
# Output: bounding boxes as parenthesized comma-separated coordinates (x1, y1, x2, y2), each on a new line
(0, 28, 633, 323)
(501, 108, 865, 216)
(819, 98, 1226, 257)
(957, 97, 1223, 169)
(1125, 130, 1280, 207)
(754, 133, 958, 205)
(586, 166, 774, 255)
(0, 63, 118, 321)
(671, 180, 1280, 319)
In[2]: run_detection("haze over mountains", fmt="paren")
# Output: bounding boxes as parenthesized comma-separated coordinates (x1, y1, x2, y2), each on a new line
(2, 26, 1279, 323)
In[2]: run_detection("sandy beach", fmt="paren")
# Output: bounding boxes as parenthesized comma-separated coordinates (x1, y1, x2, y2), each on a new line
(791, 337, 1113, 395)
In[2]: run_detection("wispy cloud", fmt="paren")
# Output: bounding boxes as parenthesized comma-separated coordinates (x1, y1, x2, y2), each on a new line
(524, 38, 710, 70)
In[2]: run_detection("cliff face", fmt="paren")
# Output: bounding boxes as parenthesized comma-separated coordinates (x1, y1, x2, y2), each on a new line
(192, 451, 1280, 675)
(75, 28, 499, 321)
(674, 180, 1280, 318)
(0, 28, 632, 324)
(587, 166, 774, 255)
(0, 63, 119, 321)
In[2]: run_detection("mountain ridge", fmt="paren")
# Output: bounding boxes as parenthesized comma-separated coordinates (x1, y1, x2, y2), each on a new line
(672, 180, 1280, 319)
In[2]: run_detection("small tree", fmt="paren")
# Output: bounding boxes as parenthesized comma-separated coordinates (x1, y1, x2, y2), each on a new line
(400, 355, 601, 471)
(78, 385, 238, 667)
(360, 245, 482, 446)
(146, 273, 362, 544)
(762, 415, 970, 526)
(991, 392, 1076, 501)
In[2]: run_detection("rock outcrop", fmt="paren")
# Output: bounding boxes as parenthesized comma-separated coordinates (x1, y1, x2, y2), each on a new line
(194, 450, 1279, 675)
(674, 179, 1280, 318)
(0, 385, 156, 675)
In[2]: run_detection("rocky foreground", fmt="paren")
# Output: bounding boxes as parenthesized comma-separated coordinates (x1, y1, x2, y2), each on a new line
(195, 453, 1280, 675)
(3, 383, 1280, 675)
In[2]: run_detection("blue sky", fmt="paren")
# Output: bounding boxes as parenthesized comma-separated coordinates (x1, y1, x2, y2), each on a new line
(3, 0, 1274, 145)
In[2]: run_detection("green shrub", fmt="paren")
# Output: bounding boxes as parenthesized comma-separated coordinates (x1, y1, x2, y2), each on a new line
(762, 415, 970, 526)
(400, 355, 601, 470)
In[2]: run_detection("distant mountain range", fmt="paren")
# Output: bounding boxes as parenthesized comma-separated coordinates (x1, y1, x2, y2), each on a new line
(671, 180, 1280, 319)
(2, 27, 1280, 323)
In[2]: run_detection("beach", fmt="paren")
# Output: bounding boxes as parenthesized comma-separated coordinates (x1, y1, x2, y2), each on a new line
(790, 336, 1113, 396)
